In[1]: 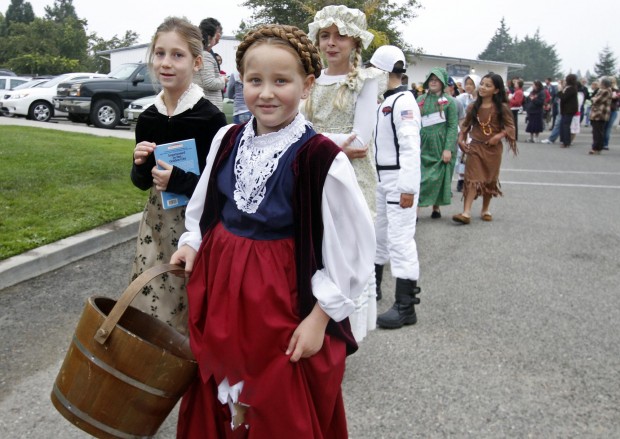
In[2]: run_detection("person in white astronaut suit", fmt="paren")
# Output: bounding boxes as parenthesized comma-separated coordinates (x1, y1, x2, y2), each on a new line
(370, 45, 423, 329)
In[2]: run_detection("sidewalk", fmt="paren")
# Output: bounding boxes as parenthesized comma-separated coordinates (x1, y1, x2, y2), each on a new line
(0, 115, 135, 139)
(0, 117, 139, 290)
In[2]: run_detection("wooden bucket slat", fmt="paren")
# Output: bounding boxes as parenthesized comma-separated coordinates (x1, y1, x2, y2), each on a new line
(51, 264, 197, 438)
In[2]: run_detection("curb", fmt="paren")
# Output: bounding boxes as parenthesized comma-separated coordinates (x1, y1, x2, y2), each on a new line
(0, 213, 142, 291)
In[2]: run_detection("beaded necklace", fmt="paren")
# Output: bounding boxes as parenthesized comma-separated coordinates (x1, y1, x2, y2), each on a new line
(476, 109, 493, 136)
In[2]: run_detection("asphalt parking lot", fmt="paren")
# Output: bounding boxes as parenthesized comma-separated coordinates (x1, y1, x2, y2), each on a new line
(1, 117, 619, 438)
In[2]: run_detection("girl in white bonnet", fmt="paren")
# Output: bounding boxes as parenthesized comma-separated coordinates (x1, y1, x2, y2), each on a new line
(302, 4, 387, 343)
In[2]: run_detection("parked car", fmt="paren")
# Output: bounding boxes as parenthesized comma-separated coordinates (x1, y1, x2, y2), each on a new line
(0, 72, 106, 122)
(124, 96, 235, 125)
(11, 77, 53, 90)
(124, 94, 157, 122)
(0, 76, 31, 92)
(0, 68, 17, 77)
(54, 63, 160, 129)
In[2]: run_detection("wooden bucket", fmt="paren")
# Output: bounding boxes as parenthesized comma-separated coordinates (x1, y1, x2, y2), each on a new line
(51, 264, 197, 439)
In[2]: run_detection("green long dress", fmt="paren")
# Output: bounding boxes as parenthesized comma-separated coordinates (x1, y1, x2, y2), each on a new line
(416, 68, 459, 207)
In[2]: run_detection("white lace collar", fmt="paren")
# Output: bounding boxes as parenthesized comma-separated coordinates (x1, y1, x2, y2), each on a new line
(234, 113, 311, 214)
(154, 83, 204, 116)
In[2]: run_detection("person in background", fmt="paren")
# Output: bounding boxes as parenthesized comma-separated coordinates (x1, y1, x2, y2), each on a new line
(447, 76, 460, 97)
(226, 70, 251, 123)
(584, 80, 599, 127)
(455, 73, 481, 192)
(453, 73, 517, 225)
(579, 77, 590, 124)
(302, 4, 386, 342)
(416, 68, 459, 219)
(194, 18, 226, 110)
(558, 73, 579, 148)
(411, 81, 420, 98)
(371, 45, 422, 329)
(456, 80, 465, 95)
(508, 78, 524, 141)
(524, 80, 545, 143)
(129, 17, 227, 334)
(570, 81, 586, 143)
(588, 76, 612, 155)
(171, 24, 374, 437)
(213, 52, 226, 97)
(546, 77, 559, 130)
(603, 76, 618, 150)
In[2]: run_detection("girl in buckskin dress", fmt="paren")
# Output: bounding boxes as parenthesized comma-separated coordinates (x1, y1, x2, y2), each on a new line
(453, 73, 517, 225)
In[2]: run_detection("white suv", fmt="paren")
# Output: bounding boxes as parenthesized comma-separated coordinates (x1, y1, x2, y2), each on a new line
(0, 72, 106, 122)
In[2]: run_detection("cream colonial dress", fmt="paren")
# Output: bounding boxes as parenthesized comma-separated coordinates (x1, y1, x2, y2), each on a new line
(301, 66, 387, 342)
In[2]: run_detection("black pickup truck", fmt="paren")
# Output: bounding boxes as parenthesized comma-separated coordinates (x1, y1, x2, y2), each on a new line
(54, 63, 160, 129)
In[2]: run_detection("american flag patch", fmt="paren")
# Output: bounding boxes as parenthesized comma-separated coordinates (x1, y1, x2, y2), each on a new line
(401, 110, 413, 120)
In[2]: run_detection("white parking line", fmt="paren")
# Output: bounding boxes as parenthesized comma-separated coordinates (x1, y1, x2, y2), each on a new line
(501, 181, 620, 189)
(501, 169, 620, 176)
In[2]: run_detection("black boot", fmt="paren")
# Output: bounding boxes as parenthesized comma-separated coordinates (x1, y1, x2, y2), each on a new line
(375, 264, 384, 301)
(456, 179, 464, 193)
(376, 278, 421, 329)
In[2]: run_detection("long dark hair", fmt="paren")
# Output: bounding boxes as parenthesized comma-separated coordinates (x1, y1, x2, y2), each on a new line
(471, 72, 508, 129)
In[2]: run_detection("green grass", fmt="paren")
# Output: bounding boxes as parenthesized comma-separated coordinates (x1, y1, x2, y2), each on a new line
(0, 126, 146, 260)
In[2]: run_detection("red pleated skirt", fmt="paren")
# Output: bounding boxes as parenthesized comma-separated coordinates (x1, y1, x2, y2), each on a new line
(177, 222, 348, 439)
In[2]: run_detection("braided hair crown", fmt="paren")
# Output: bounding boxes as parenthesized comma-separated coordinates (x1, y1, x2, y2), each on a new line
(236, 24, 322, 78)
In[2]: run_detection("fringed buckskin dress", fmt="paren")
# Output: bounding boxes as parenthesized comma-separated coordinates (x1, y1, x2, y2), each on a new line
(460, 103, 516, 198)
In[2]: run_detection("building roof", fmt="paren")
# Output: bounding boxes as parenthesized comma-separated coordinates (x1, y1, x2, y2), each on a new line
(411, 53, 525, 69)
(96, 36, 238, 56)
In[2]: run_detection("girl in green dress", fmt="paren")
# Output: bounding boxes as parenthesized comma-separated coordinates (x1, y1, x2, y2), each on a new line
(416, 67, 459, 218)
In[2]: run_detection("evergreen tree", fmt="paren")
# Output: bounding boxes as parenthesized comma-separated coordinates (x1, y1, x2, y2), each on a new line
(593, 45, 617, 78)
(44, 0, 78, 22)
(478, 18, 513, 62)
(1, 0, 35, 36)
(511, 30, 562, 80)
(478, 20, 561, 81)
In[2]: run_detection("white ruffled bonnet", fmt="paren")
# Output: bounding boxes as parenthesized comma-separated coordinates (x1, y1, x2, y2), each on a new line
(307, 5, 374, 49)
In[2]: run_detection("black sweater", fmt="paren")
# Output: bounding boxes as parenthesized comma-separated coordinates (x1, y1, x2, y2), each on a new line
(130, 98, 227, 197)
(559, 85, 578, 115)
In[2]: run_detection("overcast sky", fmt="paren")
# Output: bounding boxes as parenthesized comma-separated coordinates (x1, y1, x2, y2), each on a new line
(5, 0, 620, 77)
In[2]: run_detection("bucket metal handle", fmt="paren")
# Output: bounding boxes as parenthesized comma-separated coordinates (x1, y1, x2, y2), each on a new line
(94, 264, 186, 345)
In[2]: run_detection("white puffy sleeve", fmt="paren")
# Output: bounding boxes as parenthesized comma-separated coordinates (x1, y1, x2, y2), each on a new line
(178, 124, 236, 251)
(311, 152, 375, 322)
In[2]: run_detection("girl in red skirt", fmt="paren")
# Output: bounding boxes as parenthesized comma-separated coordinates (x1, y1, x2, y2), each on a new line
(171, 24, 375, 438)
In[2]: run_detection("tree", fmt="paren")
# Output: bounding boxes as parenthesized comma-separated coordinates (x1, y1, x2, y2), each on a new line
(1, 0, 35, 36)
(478, 18, 513, 62)
(0, 17, 86, 74)
(44, 0, 78, 22)
(593, 45, 617, 78)
(478, 20, 561, 81)
(510, 30, 561, 80)
(238, 0, 420, 56)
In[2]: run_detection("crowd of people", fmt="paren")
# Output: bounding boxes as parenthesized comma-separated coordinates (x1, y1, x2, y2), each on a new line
(506, 73, 619, 153)
(123, 6, 617, 438)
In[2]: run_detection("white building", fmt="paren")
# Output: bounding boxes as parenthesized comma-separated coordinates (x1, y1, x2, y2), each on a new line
(97, 36, 241, 75)
(99, 38, 523, 87)
(405, 53, 525, 86)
